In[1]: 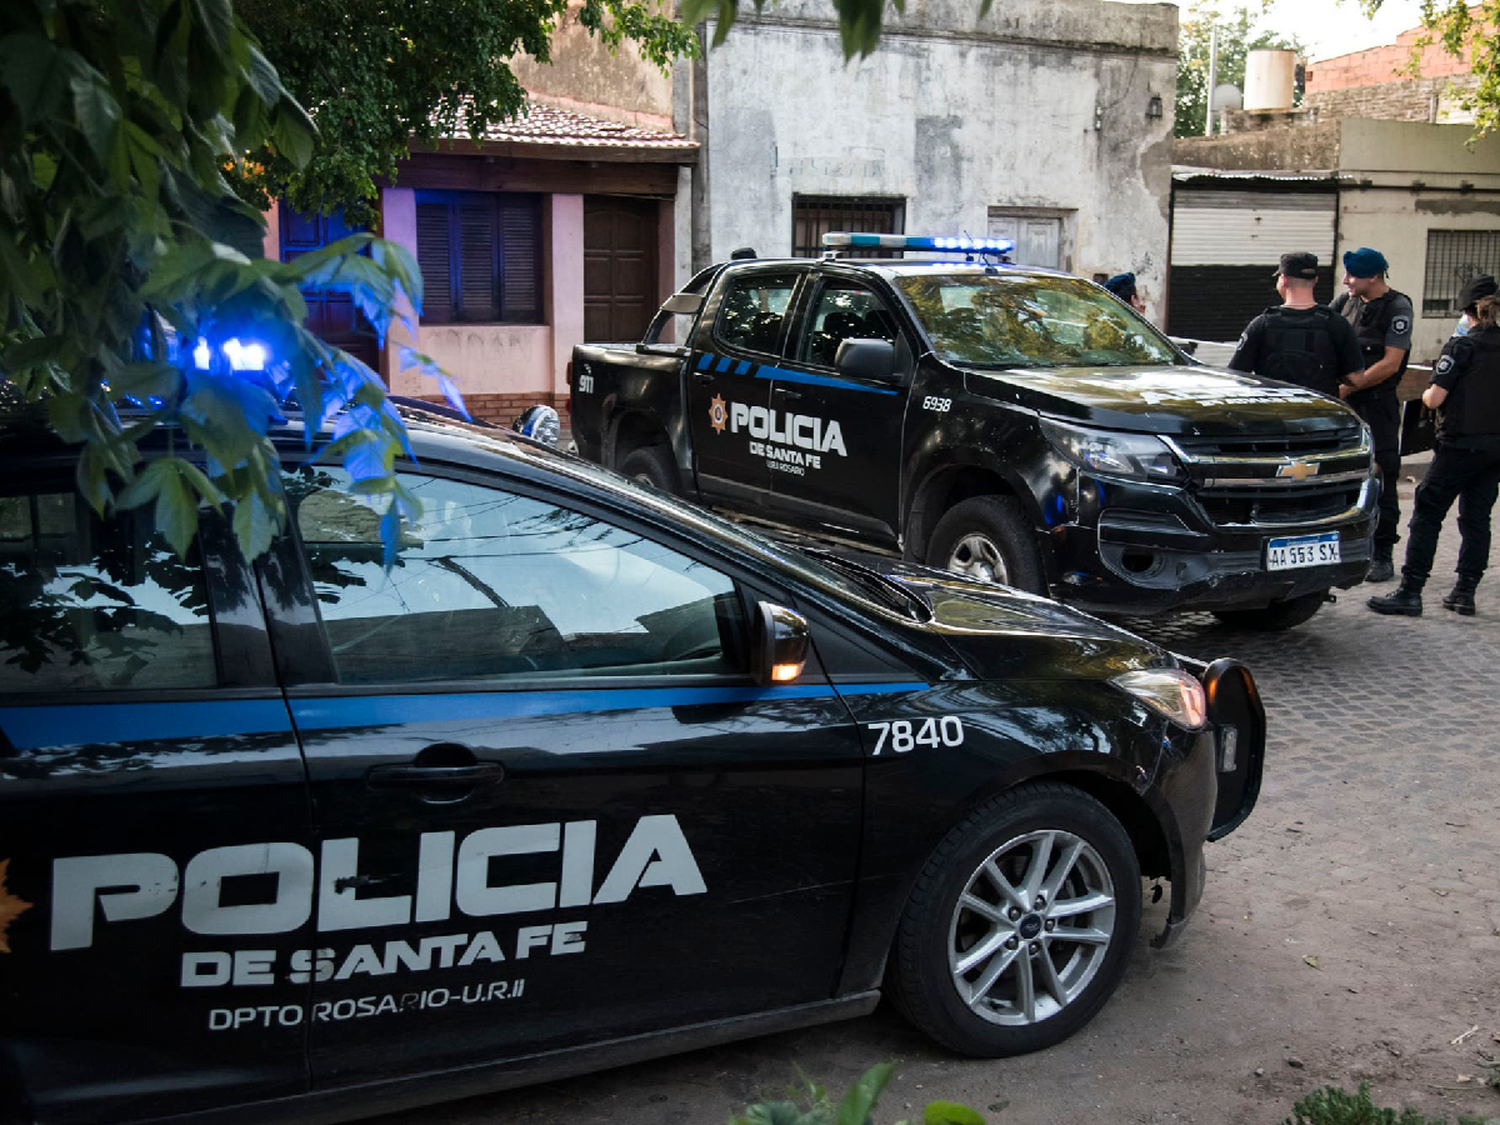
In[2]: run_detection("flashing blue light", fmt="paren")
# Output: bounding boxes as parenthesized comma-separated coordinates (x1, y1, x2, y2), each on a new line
(821, 232, 1015, 256)
(224, 338, 268, 372)
(192, 336, 269, 372)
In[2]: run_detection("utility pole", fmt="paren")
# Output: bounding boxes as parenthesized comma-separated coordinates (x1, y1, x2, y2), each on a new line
(1204, 25, 1219, 136)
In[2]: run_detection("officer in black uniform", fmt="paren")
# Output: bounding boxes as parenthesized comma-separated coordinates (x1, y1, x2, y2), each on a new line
(1369, 277, 1500, 617)
(1228, 251, 1365, 398)
(1103, 272, 1147, 313)
(1331, 247, 1414, 582)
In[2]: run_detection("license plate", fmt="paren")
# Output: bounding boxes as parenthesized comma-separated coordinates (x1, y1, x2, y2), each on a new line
(1265, 533, 1341, 571)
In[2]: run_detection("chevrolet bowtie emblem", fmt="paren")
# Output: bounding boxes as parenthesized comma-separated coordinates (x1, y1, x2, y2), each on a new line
(1277, 460, 1319, 482)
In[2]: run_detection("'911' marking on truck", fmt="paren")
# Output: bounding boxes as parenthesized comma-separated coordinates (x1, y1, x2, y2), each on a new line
(868, 717, 965, 754)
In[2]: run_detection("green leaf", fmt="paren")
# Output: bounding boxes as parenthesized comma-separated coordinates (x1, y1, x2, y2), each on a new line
(110, 362, 183, 403)
(0, 34, 65, 125)
(232, 488, 277, 559)
(271, 96, 315, 168)
(923, 1101, 986, 1125)
(116, 457, 175, 510)
(46, 393, 91, 444)
(154, 459, 199, 559)
(835, 1063, 896, 1125)
(189, 0, 234, 56)
(731, 1101, 814, 1125)
(75, 446, 115, 515)
(70, 76, 122, 162)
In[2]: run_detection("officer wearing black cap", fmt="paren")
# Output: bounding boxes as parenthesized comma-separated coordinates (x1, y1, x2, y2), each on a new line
(1370, 275, 1500, 617)
(1228, 252, 1364, 398)
(1331, 246, 1415, 582)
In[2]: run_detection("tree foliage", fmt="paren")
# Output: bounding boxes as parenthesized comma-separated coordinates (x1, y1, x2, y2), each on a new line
(0, 0, 445, 562)
(237, 0, 699, 225)
(1382, 0, 1500, 136)
(1176, 2, 1304, 138)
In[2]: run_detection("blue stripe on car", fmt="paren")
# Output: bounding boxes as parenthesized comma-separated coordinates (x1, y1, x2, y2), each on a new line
(753, 364, 900, 395)
(0, 683, 927, 747)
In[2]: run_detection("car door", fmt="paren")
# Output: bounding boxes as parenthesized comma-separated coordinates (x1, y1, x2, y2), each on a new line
(686, 268, 805, 506)
(774, 275, 912, 545)
(261, 462, 864, 1091)
(0, 475, 311, 1124)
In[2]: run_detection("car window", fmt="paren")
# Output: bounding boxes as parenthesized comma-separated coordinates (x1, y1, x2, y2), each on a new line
(291, 469, 747, 685)
(895, 273, 1178, 368)
(714, 272, 800, 355)
(0, 491, 217, 693)
(799, 281, 901, 367)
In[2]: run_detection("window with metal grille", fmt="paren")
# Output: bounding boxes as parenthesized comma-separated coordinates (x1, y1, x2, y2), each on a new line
(1422, 229, 1500, 317)
(415, 191, 543, 324)
(791, 195, 905, 258)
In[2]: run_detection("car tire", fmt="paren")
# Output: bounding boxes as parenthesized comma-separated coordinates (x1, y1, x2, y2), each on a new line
(886, 783, 1142, 1057)
(1212, 589, 1327, 631)
(619, 445, 679, 494)
(927, 495, 1046, 594)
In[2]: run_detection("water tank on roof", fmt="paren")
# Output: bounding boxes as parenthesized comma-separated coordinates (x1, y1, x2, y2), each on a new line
(1245, 49, 1297, 111)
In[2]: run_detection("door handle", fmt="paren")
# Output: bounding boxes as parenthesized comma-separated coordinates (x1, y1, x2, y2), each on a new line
(774, 387, 802, 401)
(691, 370, 714, 383)
(367, 762, 505, 788)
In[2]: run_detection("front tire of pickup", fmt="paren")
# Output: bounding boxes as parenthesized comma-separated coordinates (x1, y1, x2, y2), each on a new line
(928, 496, 1046, 594)
(1212, 589, 1328, 631)
(619, 445, 679, 495)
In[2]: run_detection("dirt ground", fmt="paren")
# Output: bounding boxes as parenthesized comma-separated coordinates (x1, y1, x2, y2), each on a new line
(377, 469, 1500, 1125)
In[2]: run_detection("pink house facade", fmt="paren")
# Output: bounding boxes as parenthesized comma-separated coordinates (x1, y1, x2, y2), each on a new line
(264, 102, 697, 427)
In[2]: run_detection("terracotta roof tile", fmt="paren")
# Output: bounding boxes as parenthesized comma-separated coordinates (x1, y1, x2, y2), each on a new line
(451, 101, 695, 151)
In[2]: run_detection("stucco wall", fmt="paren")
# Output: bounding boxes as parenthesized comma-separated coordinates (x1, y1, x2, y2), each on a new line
(1173, 122, 1341, 172)
(1337, 118, 1500, 175)
(702, 0, 1178, 318)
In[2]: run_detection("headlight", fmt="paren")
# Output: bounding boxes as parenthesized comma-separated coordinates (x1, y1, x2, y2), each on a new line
(1040, 418, 1184, 483)
(1111, 668, 1207, 730)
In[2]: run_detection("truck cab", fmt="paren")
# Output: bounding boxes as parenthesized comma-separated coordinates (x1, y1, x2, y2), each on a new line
(570, 235, 1377, 630)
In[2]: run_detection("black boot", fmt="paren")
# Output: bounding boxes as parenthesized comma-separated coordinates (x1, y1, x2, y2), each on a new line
(1441, 576, 1478, 616)
(1369, 580, 1423, 616)
(1366, 545, 1395, 583)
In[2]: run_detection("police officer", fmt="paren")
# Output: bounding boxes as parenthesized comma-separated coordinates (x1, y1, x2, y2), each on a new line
(1369, 277, 1500, 617)
(1103, 272, 1147, 313)
(1332, 247, 1414, 582)
(1228, 251, 1364, 398)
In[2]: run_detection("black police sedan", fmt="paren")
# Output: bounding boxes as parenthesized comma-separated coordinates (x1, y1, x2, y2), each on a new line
(0, 405, 1263, 1124)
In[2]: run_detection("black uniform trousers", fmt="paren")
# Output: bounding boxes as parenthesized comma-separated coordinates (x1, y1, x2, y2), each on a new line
(1355, 391, 1403, 550)
(1401, 443, 1500, 585)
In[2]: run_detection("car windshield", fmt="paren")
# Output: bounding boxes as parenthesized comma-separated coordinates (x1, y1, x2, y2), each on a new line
(895, 273, 1180, 368)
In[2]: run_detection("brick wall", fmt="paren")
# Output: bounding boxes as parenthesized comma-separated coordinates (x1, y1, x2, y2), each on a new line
(1303, 74, 1479, 123)
(1306, 25, 1474, 93)
(405, 392, 576, 445)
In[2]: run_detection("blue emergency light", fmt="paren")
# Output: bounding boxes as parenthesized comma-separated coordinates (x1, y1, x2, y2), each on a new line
(821, 232, 1015, 255)
(192, 336, 269, 372)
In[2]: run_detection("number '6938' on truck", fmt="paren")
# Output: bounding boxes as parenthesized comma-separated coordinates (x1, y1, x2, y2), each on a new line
(570, 236, 1379, 631)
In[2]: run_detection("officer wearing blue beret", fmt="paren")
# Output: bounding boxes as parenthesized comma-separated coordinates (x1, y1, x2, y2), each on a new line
(1332, 247, 1414, 583)
(1102, 273, 1146, 313)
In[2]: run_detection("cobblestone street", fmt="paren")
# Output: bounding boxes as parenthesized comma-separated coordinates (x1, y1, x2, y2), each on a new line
(377, 464, 1500, 1125)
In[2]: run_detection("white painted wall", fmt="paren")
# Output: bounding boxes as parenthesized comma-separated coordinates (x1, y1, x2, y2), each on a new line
(701, 0, 1178, 319)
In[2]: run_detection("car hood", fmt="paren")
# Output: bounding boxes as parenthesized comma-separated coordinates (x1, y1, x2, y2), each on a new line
(962, 363, 1361, 436)
(877, 561, 1171, 681)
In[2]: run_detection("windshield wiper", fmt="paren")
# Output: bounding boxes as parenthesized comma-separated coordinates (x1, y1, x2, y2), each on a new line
(800, 547, 931, 621)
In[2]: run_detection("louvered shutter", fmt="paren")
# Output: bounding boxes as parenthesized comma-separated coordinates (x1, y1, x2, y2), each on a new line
(457, 204, 499, 321)
(416, 204, 453, 323)
(500, 199, 541, 323)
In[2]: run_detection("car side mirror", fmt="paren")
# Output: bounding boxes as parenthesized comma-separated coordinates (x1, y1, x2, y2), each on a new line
(661, 292, 704, 315)
(753, 602, 811, 685)
(835, 337, 896, 381)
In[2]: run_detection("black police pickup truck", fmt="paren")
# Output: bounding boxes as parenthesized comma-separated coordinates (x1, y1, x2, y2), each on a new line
(0, 402, 1262, 1124)
(569, 234, 1378, 630)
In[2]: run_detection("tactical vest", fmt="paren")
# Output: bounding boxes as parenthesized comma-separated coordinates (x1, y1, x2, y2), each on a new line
(1259, 306, 1342, 398)
(1441, 327, 1500, 440)
(1336, 290, 1410, 393)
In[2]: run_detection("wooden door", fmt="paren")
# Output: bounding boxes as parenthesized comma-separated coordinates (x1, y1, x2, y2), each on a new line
(584, 197, 659, 343)
(279, 206, 382, 372)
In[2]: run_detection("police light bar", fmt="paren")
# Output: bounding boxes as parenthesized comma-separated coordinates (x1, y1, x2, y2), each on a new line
(821, 232, 1015, 254)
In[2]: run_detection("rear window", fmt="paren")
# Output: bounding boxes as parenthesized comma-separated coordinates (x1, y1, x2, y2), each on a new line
(0, 492, 217, 694)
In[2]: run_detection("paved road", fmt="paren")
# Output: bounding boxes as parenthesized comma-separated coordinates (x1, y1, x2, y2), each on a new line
(375, 469, 1500, 1125)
